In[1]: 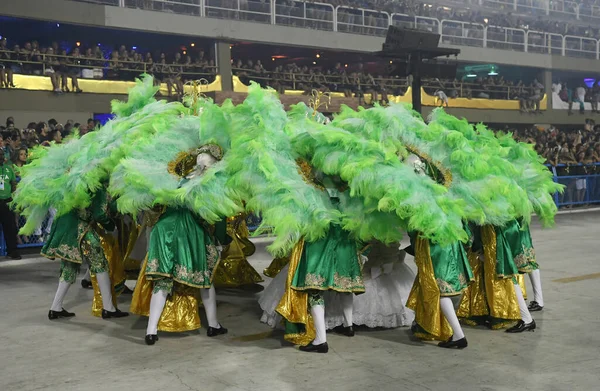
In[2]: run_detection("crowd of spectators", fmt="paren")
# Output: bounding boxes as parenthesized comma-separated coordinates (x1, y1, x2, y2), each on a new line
(115, 0, 600, 40)
(0, 37, 216, 98)
(423, 77, 545, 111)
(510, 121, 600, 204)
(233, 57, 545, 107)
(233, 59, 408, 103)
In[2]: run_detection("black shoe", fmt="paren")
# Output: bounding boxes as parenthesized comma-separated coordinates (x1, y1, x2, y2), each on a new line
(145, 334, 159, 345)
(333, 325, 355, 337)
(101, 308, 129, 319)
(299, 341, 329, 353)
(207, 324, 228, 337)
(7, 252, 22, 260)
(438, 336, 468, 349)
(506, 319, 536, 333)
(81, 279, 93, 289)
(528, 301, 544, 312)
(48, 308, 75, 320)
(121, 286, 134, 295)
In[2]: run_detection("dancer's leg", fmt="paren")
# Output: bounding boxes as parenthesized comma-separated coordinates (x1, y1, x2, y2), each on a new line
(440, 297, 465, 341)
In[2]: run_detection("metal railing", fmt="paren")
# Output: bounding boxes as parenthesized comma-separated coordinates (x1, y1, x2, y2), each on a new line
(0, 50, 217, 82)
(29, 1, 600, 61)
(547, 163, 600, 207)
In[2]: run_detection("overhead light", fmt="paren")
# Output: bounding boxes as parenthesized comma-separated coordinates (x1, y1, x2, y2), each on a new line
(76, 42, 81, 47)
(316, 53, 320, 58)
(483, 18, 489, 23)
(312, 61, 317, 65)
(191, 43, 195, 47)
(183, 50, 187, 55)
(132, 46, 137, 50)
(389, 60, 393, 64)
(344, 64, 348, 68)
(466, 73, 477, 78)
(272, 57, 275, 61)
(488, 71, 498, 75)
(56, 23, 60, 27)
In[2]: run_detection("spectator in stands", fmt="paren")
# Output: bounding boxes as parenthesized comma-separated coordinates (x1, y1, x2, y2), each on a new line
(591, 81, 600, 113)
(44, 47, 62, 93)
(65, 47, 83, 93)
(107, 51, 123, 80)
(87, 118, 95, 131)
(12, 147, 28, 181)
(528, 78, 544, 113)
(0, 38, 15, 88)
(570, 84, 586, 115)
(36, 122, 50, 145)
(0, 149, 21, 260)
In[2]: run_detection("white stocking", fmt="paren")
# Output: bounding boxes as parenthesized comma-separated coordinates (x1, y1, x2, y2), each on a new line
(528, 269, 544, 307)
(83, 268, 91, 281)
(340, 293, 353, 327)
(514, 283, 533, 323)
(310, 304, 327, 345)
(146, 290, 168, 335)
(200, 286, 219, 328)
(96, 272, 116, 312)
(440, 297, 465, 341)
(50, 281, 72, 311)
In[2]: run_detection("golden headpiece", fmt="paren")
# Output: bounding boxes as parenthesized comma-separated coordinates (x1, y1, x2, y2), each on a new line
(168, 143, 224, 178)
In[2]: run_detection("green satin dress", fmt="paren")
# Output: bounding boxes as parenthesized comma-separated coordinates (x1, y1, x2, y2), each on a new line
(408, 231, 473, 296)
(41, 188, 116, 283)
(146, 207, 228, 289)
(512, 219, 538, 273)
(41, 211, 81, 264)
(290, 223, 365, 294)
(493, 220, 520, 278)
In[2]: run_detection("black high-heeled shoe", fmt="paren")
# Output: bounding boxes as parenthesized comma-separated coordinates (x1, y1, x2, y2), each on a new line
(81, 279, 93, 289)
(48, 308, 75, 320)
(145, 334, 159, 345)
(438, 336, 468, 349)
(299, 341, 329, 353)
(506, 319, 536, 333)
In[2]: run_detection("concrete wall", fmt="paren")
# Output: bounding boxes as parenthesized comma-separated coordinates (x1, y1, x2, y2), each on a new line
(1, 0, 599, 73)
(0, 90, 120, 128)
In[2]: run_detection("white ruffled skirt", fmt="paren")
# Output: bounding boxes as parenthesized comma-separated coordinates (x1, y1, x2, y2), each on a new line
(259, 261, 415, 329)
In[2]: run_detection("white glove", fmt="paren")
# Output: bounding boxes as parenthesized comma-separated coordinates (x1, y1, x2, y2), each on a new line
(478, 253, 484, 262)
(360, 254, 368, 265)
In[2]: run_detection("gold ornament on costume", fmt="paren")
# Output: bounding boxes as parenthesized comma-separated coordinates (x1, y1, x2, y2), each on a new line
(184, 78, 210, 115)
(296, 158, 324, 190)
(167, 143, 224, 178)
(308, 89, 331, 117)
(403, 144, 453, 188)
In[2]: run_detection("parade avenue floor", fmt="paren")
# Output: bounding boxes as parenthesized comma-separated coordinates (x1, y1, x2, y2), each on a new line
(1, 211, 599, 391)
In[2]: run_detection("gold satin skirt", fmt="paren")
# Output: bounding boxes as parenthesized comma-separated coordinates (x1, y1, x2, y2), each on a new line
(457, 226, 521, 329)
(130, 256, 202, 332)
(213, 218, 263, 288)
(405, 236, 454, 342)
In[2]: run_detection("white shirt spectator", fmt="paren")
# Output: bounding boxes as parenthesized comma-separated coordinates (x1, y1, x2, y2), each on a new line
(576, 87, 586, 102)
(552, 83, 562, 94)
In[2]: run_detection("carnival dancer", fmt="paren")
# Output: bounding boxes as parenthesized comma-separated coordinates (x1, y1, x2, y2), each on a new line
(131, 146, 232, 345)
(43, 187, 129, 320)
(405, 228, 473, 349)
(260, 242, 415, 332)
(457, 221, 522, 330)
(504, 218, 538, 333)
(513, 219, 544, 312)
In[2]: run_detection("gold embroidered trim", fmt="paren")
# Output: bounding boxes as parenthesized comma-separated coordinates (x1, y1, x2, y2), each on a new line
(404, 144, 452, 188)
